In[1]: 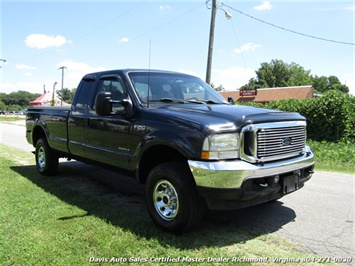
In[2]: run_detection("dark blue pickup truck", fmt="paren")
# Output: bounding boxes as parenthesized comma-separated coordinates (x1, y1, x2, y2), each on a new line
(26, 69, 314, 233)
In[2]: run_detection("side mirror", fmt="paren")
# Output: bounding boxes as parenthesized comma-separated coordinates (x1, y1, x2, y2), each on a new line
(95, 92, 112, 116)
(228, 96, 235, 105)
(95, 91, 134, 117)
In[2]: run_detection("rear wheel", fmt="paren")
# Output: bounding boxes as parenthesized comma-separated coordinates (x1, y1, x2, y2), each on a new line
(35, 138, 59, 175)
(145, 162, 205, 234)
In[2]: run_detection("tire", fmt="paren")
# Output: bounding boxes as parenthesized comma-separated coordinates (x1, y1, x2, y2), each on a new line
(145, 162, 205, 234)
(35, 138, 59, 176)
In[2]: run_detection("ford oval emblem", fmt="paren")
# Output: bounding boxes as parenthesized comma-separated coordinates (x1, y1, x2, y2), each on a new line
(282, 137, 292, 146)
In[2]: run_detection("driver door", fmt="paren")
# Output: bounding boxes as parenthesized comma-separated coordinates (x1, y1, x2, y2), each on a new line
(84, 75, 133, 170)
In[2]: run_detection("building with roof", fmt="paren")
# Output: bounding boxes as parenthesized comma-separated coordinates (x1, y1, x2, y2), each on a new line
(220, 85, 313, 104)
(29, 92, 64, 106)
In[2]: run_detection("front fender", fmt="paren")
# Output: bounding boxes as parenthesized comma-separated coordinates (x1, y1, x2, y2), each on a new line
(136, 129, 200, 160)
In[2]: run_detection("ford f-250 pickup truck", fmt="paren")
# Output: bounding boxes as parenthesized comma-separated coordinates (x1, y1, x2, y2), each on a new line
(26, 69, 315, 233)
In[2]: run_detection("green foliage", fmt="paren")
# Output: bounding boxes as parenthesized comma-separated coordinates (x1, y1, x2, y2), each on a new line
(245, 59, 312, 88)
(1, 88, 77, 109)
(211, 83, 225, 92)
(56, 88, 76, 104)
(0, 100, 6, 110)
(308, 140, 355, 164)
(0, 91, 41, 108)
(308, 140, 354, 173)
(241, 59, 349, 94)
(236, 90, 354, 142)
(311, 75, 349, 93)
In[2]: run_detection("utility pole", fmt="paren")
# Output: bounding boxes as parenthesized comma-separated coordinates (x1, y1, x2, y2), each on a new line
(206, 0, 217, 85)
(52, 82, 57, 106)
(58, 66, 67, 105)
(0, 59, 6, 68)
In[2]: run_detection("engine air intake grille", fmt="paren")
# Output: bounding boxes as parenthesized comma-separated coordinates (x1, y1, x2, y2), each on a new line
(257, 126, 306, 161)
(240, 121, 307, 163)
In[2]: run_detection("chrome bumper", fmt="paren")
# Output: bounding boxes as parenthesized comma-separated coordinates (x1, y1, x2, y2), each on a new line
(188, 146, 314, 189)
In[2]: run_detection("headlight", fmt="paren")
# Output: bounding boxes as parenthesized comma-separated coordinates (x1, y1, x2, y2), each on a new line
(202, 133, 240, 160)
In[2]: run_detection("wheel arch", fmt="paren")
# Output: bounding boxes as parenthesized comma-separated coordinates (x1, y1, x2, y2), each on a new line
(32, 125, 47, 147)
(137, 145, 190, 185)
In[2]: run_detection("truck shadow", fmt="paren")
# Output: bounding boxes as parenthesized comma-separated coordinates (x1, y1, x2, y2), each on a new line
(11, 161, 296, 250)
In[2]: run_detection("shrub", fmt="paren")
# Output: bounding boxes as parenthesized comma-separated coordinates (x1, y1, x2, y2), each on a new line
(236, 90, 354, 142)
(302, 91, 354, 142)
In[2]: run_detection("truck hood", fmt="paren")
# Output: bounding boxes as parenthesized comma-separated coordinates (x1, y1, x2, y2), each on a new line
(148, 103, 306, 133)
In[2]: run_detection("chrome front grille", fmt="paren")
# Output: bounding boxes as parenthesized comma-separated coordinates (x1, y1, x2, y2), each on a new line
(257, 126, 306, 161)
(241, 121, 307, 163)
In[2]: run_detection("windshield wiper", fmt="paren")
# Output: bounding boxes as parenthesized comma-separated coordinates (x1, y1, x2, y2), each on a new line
(150, 98, 185, 103)
(150, 98, 227, 105)
(185, 99, 206, 104)
(186, 99, 226, 104)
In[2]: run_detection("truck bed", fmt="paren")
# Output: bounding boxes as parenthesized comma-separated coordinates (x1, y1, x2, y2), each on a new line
(26, 106, 71, 154)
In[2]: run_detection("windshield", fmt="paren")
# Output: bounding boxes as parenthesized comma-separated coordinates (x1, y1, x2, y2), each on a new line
(128, 72, 228, 105)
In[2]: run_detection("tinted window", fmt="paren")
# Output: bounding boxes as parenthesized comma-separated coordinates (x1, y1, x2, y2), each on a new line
(128, 72, 227, 104)
(75, 80, 94, 109)
(94, 79, 128, 112)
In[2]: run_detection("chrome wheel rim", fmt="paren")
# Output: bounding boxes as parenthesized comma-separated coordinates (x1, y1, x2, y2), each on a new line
(153, 180, 179, 221)
(37, 147, 46, 170)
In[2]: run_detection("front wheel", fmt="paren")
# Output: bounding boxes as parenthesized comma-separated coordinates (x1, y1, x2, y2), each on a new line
(35, 138, 59, 175)
(145, 162, 205, 234)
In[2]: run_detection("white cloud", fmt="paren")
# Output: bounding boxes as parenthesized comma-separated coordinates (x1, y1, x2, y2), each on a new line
(159, 5, 172, 12)
(119, 37, 129, 43)
(16, 64, 36, 70)
(234, 42, 262, 54)
(212, 67, 256, 91)
(24, 72, 33, 77)
(1, 61, 106, 94)
(25, 34, 70, 49)
(254, 1, 272, 11)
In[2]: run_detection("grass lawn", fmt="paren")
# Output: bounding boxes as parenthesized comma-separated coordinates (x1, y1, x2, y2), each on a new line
(0, 116, 25, 122)
(0, 144, 327, 266)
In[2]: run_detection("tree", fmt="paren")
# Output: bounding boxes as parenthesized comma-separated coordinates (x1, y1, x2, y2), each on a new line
(56, 88, 76, 104)
(239, 78, 260, 90)
(240, 59, 348, 93)
(254, 59, 291, 88)
(210, 83, 225, 92)
(0, 91, 40, 107)
(0, 100, 6, 110)
(311, 75, 349, 93)
(288, 62, 312, 86)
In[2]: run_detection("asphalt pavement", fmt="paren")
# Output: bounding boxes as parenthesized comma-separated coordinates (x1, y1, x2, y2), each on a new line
(1, 120, 354, 260)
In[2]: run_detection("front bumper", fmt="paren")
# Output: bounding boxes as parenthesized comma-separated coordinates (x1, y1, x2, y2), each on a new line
(188, 146, 315, 210)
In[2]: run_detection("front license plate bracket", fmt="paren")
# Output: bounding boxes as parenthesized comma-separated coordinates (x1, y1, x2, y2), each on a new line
(283, 175, 299, 194)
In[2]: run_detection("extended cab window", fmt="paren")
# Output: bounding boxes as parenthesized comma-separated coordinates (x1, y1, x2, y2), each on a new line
(75, 79, 94, 109)
(94, 79, 128, 112)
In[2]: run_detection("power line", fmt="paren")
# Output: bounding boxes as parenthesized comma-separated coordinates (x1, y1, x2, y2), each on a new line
(222, 3, 355, 46)
(80, 2, 206, 62)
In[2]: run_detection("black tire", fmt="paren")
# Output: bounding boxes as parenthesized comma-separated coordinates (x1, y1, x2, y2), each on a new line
(145, 162, 205, 234)
(35, 138, 59, 176)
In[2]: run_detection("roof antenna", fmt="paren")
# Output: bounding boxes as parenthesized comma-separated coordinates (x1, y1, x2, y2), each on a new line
(147, 40, 151, 108)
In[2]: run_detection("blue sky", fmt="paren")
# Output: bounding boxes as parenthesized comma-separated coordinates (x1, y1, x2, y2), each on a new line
(1, 0, 354, 95)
